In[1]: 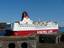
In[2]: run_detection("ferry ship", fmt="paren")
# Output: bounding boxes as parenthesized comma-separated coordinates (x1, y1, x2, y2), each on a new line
(12, 11, 59, 36)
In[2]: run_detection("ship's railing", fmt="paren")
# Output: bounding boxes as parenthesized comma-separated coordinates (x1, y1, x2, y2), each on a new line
(14, 24, 58, 28)
(33, 21, 58, 27)
(22, 22, 58, 27)
(12, 22, 58, 28)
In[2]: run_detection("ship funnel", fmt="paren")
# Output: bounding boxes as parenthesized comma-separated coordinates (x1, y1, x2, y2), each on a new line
(20, 11, 33, 24)
(21, 11, 29, 21)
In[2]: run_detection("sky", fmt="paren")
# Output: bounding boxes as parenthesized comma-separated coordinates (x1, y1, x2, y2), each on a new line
(0, 0, 64, 26)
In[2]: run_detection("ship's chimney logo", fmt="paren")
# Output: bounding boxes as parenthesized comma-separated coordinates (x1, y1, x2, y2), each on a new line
(20, 11, 33, 24)
(21, 11, 29, 21)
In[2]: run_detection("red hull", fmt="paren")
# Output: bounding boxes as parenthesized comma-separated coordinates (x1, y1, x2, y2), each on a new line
(12, 29, 58, 36)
